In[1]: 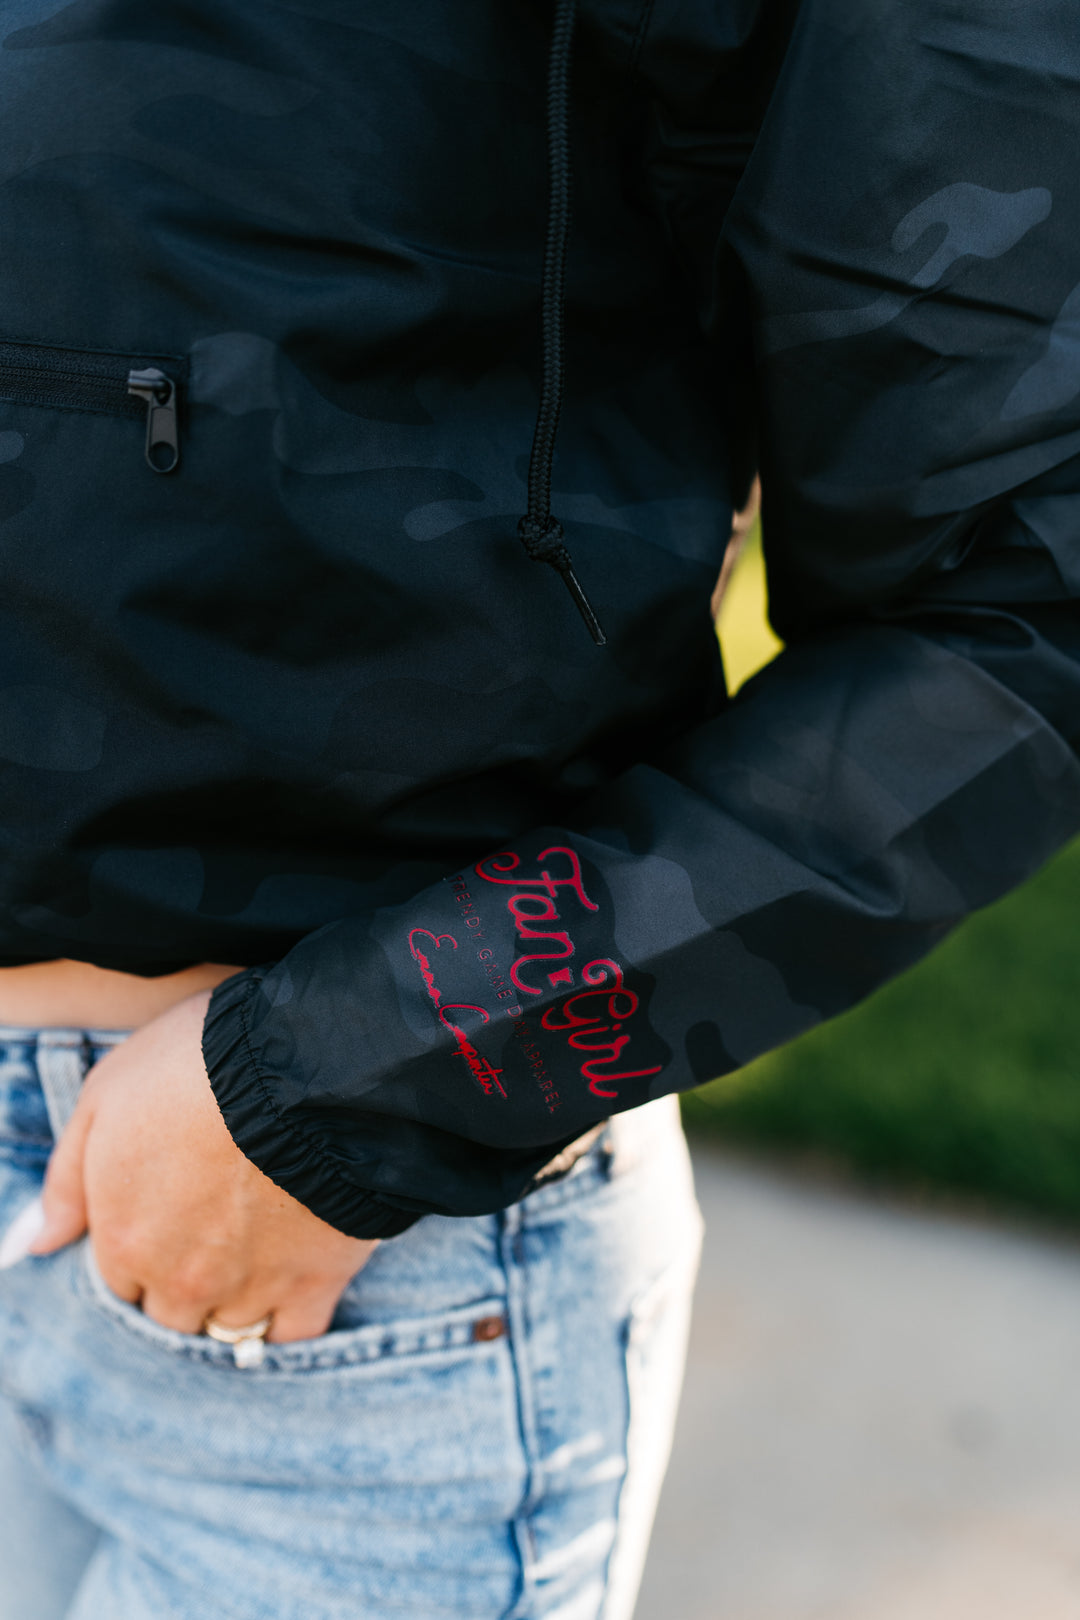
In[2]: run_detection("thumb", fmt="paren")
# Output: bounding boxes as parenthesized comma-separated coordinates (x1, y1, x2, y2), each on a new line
(31, 1098, 95, 1254)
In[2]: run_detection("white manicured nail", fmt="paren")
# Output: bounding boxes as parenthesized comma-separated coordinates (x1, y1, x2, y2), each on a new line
(0, 1198, 45, 1269)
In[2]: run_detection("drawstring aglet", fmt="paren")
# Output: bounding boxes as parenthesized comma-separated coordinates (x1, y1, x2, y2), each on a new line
(517, 515, 606, 646)
(557, 562, 607, 646)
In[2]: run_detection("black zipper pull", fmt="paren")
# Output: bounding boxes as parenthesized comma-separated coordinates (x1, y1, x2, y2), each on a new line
(127, 367, 180, 473)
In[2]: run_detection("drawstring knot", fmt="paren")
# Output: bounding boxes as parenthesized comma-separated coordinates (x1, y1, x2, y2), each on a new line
(518, 513, 572, 569)
(516, 0, 607, 648)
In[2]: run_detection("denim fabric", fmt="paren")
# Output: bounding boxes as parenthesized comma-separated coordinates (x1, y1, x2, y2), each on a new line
(0, 1028, 702, 1620)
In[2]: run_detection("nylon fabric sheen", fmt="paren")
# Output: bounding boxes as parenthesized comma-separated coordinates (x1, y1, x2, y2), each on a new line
(3, 1, 1080, 1237)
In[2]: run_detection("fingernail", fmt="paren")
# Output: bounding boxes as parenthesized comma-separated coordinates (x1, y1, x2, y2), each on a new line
(0, 1198, 46, 1270)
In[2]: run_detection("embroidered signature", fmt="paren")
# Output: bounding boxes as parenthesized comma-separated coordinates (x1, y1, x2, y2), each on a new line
(407, 928, 507, 1098)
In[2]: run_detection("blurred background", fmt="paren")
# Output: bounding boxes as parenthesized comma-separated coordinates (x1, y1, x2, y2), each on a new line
(635, 530, 1080, 1619)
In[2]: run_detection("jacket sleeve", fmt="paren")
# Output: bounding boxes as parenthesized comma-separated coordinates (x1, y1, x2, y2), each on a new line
(203, 0, 1080, 1238)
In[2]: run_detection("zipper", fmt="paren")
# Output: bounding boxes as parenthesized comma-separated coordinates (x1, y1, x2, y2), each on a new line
(0, 338, 183, 473)
(126, 368, 180, 473)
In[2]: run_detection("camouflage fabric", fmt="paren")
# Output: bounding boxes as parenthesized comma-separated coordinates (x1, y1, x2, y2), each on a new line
(2, 1, 1079, 1235)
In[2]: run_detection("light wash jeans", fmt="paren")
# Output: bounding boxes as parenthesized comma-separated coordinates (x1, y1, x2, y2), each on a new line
(0, 1027, 702, 1620)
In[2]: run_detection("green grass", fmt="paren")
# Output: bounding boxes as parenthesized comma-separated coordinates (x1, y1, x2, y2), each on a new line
(683, 835, 1080, 1220)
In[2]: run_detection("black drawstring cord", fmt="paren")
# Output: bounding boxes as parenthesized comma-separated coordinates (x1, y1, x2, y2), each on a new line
(517, 0, 607, 648)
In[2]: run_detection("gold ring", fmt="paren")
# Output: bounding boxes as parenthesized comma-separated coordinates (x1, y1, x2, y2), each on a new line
(203, 1312, 273, 1368)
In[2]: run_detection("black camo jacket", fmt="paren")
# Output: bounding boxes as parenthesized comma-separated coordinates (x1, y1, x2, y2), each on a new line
(2, 0, 1078, 1236)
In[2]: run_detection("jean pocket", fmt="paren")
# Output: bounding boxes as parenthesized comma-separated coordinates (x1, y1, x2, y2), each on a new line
(77, 1241, 509, 1375)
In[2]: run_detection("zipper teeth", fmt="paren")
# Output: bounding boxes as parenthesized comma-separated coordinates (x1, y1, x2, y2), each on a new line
(0, 364, 143, 418)
(0, 342, 178, 419)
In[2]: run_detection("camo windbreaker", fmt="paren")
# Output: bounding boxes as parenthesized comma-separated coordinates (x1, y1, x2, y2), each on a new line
(1, 0, 1078, 1236)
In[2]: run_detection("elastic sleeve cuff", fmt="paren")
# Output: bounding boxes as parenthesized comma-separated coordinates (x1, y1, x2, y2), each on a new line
(202, 969, 421, 1241)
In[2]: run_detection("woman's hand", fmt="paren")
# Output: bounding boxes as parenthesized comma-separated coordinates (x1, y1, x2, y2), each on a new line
(30, 992, 377, 1342)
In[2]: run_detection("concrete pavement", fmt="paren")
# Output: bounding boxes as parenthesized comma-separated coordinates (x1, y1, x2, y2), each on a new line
(635, 1146, 1080, 1620)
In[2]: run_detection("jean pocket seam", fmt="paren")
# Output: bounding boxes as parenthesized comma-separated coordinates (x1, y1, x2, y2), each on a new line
(77, 1243, 509, 1375)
